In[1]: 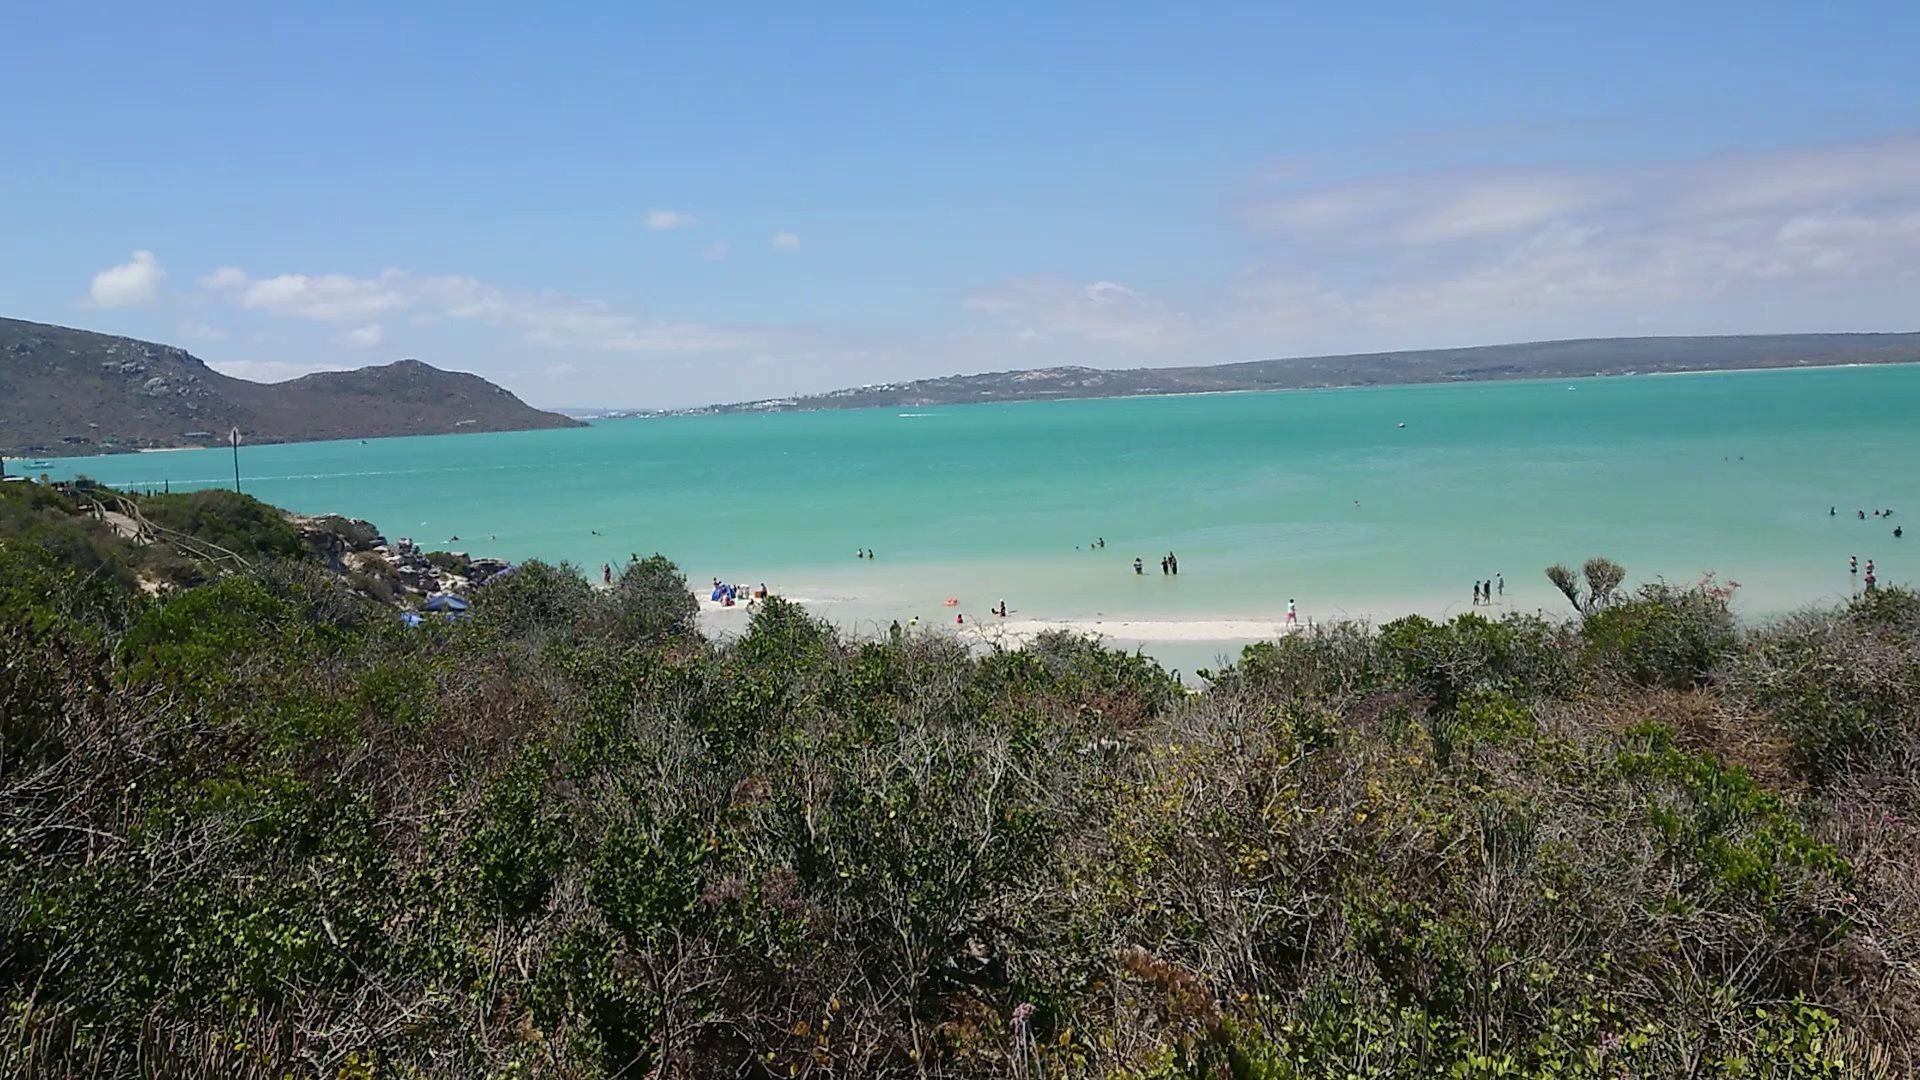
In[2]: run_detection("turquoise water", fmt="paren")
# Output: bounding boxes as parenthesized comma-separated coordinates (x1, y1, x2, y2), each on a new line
(31, 365, 1919, 664)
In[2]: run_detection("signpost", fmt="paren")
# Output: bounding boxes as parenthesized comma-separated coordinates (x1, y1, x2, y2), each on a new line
(230, 427, 242, 494)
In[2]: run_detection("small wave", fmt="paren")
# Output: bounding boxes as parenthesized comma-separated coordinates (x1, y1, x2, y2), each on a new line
(897, 412, 935, 418)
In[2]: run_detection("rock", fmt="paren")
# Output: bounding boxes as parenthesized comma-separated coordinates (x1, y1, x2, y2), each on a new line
(468, 557, 510, 581)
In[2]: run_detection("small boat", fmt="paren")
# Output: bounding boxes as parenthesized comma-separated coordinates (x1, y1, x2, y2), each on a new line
(1396, 422, 1405, 428)
(29, 460, 52, 469)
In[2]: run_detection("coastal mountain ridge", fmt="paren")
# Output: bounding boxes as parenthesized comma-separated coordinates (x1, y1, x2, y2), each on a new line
(0, 316, 581, 456)
(648, 332, 1920, 415)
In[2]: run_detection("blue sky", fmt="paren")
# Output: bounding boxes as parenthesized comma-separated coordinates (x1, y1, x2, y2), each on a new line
(3, 2, 1917, 408)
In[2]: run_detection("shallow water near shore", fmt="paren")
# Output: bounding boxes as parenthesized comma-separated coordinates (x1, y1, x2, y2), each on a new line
(35, 364, 1920, 670)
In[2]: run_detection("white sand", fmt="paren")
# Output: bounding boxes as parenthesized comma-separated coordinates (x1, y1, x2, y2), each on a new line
(960, 617, 1300, 647)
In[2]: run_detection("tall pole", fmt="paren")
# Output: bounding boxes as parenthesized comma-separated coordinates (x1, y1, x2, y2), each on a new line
(230, 427, 241, 494)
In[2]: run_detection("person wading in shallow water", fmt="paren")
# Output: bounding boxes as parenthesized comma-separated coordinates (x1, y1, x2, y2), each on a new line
(1133, 557, 1144, 575)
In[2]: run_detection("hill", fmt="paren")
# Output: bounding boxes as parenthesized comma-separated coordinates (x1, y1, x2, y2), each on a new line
(663, 332, 1920, 414)
(0, 316, 582, 456)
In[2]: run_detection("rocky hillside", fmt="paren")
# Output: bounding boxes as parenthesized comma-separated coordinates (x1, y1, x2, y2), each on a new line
(0, 317, 582, 455)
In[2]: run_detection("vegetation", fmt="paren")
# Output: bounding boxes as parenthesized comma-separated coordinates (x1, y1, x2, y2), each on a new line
(3, 481, 1919, 1077)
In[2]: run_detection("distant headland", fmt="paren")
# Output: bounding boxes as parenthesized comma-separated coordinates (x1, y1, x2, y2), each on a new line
(0, 316, 581, 457)
(626, 332, 1920, 417)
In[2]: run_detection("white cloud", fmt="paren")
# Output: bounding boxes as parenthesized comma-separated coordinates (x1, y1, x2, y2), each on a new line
(644, 209, 696, 231)
(205, 358, 345, 384)
(1246, 172, 1609, 247)
(965, 278, 1193, 349)
(771, 230, 801, 251)
(1231, 134, 1920, 337)
(205, 269, 410, 322)
(202, 266, 759, 355)
(88, 250, 165, 307)
(341, 323, 385, 348)
(704, 240, 730, 262)
(175, 320, 228, 344)
(199, 266, 248, 290)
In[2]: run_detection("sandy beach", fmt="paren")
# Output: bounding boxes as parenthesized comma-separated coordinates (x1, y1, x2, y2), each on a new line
(961, 616, 1298, 647)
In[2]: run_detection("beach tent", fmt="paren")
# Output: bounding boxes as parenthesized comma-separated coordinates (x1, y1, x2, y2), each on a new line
(401, 612, 425, 628)
(422, 593, 471, 617)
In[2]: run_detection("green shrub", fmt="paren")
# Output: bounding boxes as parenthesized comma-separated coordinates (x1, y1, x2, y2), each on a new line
(1582, 579, 1738, 689)
(470, 558, 595, 639)
(602, 553, 699, 644)
(137, 489, 306, 562)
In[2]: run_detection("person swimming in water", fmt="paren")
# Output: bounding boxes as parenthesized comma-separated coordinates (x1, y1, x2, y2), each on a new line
(1897, 526, 1905, 539)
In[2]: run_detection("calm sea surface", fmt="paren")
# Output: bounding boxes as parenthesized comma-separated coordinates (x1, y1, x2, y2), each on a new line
(34, 365, 1919, 666)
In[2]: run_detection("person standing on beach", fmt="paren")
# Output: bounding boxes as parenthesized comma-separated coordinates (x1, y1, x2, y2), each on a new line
(1287, 598, 1297, 624)
(1473, 581, 1482, 605)
(1496, 573, 1504, 597)
(1484, 580, 1493, 605)
(602, 563, 611, 586)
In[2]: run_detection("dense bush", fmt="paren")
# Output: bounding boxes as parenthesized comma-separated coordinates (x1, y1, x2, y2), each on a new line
(602, 553, 701, 644)
(3, 516, 1918, 1077)
(136, 489, 308, 562)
